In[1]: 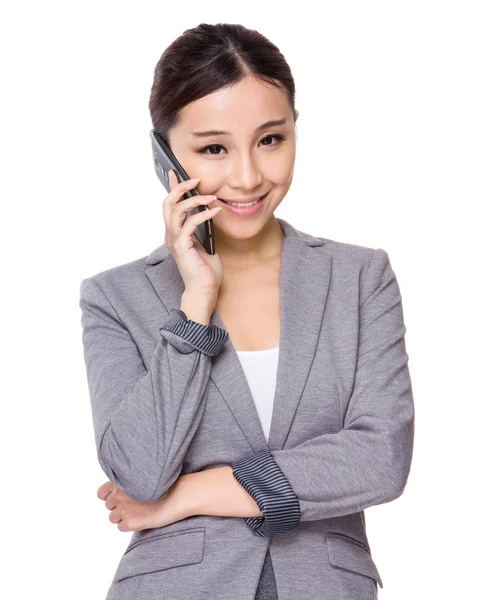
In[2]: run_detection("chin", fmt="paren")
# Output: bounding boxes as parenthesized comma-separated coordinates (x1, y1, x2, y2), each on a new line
(213, 218, 271, 240)
(214, 221, 264, 239)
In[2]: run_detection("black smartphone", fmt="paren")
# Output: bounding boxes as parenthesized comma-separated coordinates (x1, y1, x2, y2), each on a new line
(150, 129, 216, 255)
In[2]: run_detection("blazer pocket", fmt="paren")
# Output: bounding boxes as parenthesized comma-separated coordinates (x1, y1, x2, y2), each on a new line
(113, 527, 205, 582)
(325, 533, 383, 589)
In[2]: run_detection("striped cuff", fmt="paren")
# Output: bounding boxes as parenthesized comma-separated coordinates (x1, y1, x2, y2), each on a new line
(231, 448, 301, 537)
(159, 309, 229, 356)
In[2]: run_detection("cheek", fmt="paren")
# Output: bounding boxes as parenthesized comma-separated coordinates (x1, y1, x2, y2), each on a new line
(194, 162, 222, 183)
(186, 161, 223, 195)
(268, 149, 295, 185)
(270, 165, 294, 188)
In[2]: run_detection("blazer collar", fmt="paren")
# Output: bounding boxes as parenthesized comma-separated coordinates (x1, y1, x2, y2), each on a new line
(145, 218, 332, 453)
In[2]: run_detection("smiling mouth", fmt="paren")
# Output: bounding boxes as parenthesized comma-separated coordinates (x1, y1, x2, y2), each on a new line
(218, 194, 267, 207)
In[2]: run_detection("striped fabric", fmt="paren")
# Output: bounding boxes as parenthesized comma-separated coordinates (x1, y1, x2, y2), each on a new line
(232, 448, 301, 537)
(159, 308, 229, 356)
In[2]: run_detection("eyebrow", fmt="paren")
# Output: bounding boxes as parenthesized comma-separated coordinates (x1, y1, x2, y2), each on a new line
(190, 118, 288, 138)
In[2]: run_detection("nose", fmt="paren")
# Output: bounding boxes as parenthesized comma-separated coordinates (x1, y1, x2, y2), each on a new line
(227, 152, 263, 192)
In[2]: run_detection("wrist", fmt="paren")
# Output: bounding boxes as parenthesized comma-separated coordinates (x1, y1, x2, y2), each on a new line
(173, 472, 201, 518)
(180, 291, 216, 326)
(182, 467, 263, 518)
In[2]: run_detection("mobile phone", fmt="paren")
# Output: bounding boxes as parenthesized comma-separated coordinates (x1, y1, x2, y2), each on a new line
(150, 129, 216, 255)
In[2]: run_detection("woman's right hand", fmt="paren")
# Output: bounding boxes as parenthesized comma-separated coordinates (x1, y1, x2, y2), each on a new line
(163, 169, 224, 299)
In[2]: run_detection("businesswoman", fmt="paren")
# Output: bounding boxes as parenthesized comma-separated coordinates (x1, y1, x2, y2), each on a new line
(79, 22, 415, 600)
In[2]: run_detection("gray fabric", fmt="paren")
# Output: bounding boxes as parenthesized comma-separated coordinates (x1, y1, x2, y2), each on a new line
(79, 217, 414, 599)
(254, 549, 278, 599)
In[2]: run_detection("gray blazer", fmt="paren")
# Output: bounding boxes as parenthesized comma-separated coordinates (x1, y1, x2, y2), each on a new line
(79, 217, 414, 600)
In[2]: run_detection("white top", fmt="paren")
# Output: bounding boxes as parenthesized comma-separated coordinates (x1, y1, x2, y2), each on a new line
(235, 346, 280, 443)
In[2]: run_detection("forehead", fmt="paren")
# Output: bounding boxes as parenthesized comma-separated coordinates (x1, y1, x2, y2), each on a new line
(177, 76, 291, 132)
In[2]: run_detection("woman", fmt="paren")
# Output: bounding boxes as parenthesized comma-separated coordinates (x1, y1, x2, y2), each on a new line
(79, 22, 415, 600)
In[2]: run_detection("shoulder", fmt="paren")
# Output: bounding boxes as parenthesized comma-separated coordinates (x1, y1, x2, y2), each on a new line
(293, 225, 393, 305)
(296, 223, 389, 271)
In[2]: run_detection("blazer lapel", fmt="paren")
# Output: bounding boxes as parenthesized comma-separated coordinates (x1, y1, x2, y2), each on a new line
(145, 218, 331, 454)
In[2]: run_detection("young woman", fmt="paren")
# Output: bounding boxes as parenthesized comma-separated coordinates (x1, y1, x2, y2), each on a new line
(79, 22, 415, 600)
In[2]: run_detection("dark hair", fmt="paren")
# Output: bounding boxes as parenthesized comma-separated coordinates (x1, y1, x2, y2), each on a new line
(148, 23, 299, 146)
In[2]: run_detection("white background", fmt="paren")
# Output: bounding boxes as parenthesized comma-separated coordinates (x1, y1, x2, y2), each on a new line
(2, 1, 489, 598)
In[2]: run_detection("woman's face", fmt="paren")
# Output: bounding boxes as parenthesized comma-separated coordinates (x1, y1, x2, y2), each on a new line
(167, 75, 296, 240)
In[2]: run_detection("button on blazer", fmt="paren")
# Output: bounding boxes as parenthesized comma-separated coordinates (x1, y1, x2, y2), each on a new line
(79, 217, 415, 600)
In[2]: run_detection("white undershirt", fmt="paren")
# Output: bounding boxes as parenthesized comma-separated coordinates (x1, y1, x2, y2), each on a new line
(235, 346, 280, 443)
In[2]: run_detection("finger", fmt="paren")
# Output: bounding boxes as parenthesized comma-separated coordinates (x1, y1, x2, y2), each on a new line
(168, 168, 180, 193)
(168, 168, 180, 192)
(105, 493, 117, 511)
(168, 173, 201, 201)
(177, 207, 221, 246)
(168, 168, 175, 190)
(163, 176, 202, 225)
(109, 507, 122, 525)
(169, 196, 217, 233)
(97, 481, 114, 501)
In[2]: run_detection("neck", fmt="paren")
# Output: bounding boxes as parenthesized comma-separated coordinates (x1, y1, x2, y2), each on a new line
(214, 217, 285, 269)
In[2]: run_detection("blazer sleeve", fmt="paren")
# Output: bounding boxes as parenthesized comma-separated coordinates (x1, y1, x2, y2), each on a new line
(79, 277, 229, 504)
(231, 248, 415, 536)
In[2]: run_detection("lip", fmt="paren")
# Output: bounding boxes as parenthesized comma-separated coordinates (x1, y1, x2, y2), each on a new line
(219, 194, 264, 204)
(217, 193, 268, 216)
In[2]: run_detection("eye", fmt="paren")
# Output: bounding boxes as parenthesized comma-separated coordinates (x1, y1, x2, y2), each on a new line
(260, 134, 286, 147)
(197, 134, 286, 155)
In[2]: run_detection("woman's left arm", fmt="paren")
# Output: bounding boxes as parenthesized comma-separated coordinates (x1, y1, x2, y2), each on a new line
(225, 249, 415, 537)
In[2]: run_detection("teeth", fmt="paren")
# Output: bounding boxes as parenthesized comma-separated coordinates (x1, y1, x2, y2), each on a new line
(224, 197, 262, 208)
